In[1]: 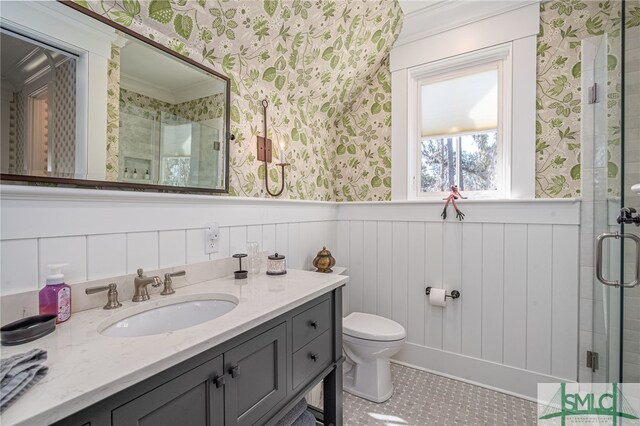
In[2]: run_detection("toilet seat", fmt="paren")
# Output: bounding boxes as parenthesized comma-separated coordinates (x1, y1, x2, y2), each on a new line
(343, 312, 406, 342)
(343, 333, 405, 350)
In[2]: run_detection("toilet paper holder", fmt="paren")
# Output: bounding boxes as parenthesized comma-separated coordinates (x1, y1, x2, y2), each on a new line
(425, 287, 461, 299)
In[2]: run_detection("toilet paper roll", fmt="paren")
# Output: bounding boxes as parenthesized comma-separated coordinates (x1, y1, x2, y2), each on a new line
(429, 288, 447, 307)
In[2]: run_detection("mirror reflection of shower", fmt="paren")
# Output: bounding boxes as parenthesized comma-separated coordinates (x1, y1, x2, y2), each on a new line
(116, 37, 225, 189)
(118, 103, 221, 188)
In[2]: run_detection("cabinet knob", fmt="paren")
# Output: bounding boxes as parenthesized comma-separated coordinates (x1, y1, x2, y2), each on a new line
(229, 365, 240, 378)
(309, 353, 318, 362)
(213, 375, 225, 388)
(309, 320, 318, 329)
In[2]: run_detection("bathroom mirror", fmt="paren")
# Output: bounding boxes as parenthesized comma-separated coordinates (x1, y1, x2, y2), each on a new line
(0, 1, 230, 193)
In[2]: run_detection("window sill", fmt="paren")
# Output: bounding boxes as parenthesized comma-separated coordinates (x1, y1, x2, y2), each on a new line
(337, 198, 581, 225)
(415, 191, 504, 201)
(349, 197, 579, 205)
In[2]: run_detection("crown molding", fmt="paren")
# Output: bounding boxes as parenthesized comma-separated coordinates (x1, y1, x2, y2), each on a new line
(395, 0, 540, 47)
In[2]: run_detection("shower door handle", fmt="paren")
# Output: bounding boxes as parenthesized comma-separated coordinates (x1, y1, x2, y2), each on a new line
(596, 232, 640, 288)
(596, 233, 619, 287)
(624, 233, 640, 288)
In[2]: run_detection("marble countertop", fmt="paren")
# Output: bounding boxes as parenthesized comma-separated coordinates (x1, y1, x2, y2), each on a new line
(0, 269, 348, 426)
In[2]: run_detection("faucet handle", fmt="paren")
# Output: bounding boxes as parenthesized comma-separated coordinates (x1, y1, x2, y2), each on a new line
(85, 283, 122, 310)
(161, 271, 185, 295)
(166, 270, 186, 278)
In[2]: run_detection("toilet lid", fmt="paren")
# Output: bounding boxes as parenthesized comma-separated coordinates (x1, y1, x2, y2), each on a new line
(343, 312, 406, 341)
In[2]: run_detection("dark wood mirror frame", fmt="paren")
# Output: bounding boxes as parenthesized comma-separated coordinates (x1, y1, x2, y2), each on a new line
(0, 0, 232, 195)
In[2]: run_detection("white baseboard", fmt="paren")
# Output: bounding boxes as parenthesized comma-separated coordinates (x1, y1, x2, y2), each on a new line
(393, 342, 575, 401)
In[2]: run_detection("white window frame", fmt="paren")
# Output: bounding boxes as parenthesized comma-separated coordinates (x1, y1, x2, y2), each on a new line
(410, 45, 511, 200)
(390, 2, 539, 201)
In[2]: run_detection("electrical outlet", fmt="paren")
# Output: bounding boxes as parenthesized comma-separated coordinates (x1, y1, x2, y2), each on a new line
(205, 222, 219, 254)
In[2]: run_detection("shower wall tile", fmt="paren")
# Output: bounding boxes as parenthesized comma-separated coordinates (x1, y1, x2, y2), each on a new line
(592, 299, 605, 335)
(580, 266, 593, 300)
(579, 232, 594, 268)
(579, 298, 593, 333)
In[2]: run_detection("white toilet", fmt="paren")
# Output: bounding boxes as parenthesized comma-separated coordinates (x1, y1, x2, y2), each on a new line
(342, 312, 407, 403)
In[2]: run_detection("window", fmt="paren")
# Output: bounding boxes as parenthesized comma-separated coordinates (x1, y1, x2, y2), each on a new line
(391, 5, 539, 200)
(421, 131, 498, 192)
(418, 62, 503, 197)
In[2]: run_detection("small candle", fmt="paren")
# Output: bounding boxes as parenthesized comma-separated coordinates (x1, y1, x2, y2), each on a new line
(279, 139, 286, 163)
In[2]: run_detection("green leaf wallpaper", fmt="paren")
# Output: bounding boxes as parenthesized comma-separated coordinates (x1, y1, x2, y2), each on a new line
(333, 56, 392, 201)
(535, 0, 639, 198)
(83, 0, 640, 201)
(80, 0, 402, 200)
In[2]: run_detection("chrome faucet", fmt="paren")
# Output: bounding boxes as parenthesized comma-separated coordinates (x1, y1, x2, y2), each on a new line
(133, 268, 161, 302)
(161, 270, 186, 295)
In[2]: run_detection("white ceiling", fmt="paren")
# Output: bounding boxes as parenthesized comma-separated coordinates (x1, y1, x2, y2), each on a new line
(1, 31, 70, 89)
(398, 0, 444, 16)
(120, 39, 210, 92)
(120, 37, 225, 104)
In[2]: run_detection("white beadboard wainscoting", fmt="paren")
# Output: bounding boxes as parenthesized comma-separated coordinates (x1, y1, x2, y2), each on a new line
(1, 187, 586, 399)
(0, 187, 337, 300)
(335, 200, 581, 399)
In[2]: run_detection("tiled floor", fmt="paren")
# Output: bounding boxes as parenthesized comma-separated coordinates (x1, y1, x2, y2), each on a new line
(343, 364, 537, 425)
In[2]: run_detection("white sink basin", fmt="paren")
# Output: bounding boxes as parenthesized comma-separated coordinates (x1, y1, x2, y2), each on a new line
(99, 294, 238, 338)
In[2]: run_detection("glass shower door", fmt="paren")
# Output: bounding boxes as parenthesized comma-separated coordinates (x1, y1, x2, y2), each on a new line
(591, 1, 640, 384)
(619, 0, 640, 384)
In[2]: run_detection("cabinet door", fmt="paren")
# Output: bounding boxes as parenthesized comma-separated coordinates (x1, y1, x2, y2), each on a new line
(112, 355, 224, 426)
(224, 323, 287, 426)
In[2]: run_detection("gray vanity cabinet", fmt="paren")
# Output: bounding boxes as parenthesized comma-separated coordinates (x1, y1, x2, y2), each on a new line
(53, 287, 343, 426)
(110, 324, 286, 426)
(224, 323, 286, 426)
(111, 355, 224, 426)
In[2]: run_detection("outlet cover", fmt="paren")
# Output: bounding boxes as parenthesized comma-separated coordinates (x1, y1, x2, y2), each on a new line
(205, 222, 219, 254)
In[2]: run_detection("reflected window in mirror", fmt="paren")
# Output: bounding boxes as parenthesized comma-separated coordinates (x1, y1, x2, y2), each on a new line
(1, 29, 79, 179)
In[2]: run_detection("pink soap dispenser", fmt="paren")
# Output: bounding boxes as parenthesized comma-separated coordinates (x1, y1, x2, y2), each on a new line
(39, 264, 72, 324)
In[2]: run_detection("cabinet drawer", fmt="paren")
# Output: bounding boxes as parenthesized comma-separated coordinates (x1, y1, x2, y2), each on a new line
(292, 299, 331, 352)
(292, 329, 331, 390)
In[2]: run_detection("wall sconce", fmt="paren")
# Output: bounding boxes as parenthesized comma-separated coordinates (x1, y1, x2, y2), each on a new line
(257, 98, 288, 197)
